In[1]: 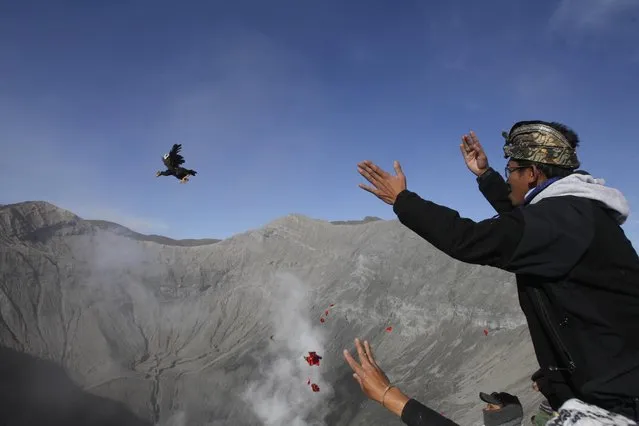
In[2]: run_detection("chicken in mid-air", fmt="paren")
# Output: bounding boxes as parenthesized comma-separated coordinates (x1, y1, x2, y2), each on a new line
(156, 143, 197, 183)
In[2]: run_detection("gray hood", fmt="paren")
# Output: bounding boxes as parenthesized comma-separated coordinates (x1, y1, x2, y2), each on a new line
(529, 173, 630, 225)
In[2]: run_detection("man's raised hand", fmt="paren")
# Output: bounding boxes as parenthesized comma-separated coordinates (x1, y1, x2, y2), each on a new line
(460, 131, 489, 177)
(357, 160, 407, 205)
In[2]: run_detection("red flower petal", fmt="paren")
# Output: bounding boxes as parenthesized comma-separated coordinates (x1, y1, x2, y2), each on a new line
(304, 351, 322, 366)
(385, 326, 393, 332)
(311, 383, 320, 392)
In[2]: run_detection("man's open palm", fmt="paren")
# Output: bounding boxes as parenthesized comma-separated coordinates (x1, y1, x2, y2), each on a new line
(357, 160, 406, 205)
(460, 131, 489, 177)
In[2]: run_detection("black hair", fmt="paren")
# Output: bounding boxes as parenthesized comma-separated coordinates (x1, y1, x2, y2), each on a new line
(509, 120, 580, 178)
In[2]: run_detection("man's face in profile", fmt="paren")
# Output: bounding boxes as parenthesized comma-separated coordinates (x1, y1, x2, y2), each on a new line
(506, 159, 535, 206)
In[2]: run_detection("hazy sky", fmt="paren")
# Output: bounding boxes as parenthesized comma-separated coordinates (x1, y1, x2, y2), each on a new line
(2, 0, 638, 246)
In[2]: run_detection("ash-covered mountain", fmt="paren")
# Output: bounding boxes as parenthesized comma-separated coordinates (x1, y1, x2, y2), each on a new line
(0, 201, 542, 426)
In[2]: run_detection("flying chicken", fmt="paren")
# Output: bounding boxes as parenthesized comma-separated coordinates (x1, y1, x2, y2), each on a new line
(156, 143, 197, 183)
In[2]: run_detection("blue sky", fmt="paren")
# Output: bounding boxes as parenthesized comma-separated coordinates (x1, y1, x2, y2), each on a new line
(1, 0, 638, 246)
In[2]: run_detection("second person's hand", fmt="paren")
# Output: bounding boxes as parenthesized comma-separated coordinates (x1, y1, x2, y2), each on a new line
(343, 338, 410, 417)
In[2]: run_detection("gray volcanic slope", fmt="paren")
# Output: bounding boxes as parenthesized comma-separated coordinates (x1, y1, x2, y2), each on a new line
(0, 201, 542, 426)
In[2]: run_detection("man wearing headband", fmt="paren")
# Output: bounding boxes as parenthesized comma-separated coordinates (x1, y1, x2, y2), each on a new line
(462, 121, 584, 212)
(356, 120, 639, 423)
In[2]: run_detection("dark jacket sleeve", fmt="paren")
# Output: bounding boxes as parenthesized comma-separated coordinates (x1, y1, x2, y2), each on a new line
(401, 399, 460, 426)
(476, 167, 514, 215)
(392, 190, 594, 278)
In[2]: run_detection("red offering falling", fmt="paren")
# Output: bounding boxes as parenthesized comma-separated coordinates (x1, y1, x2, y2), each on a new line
(483, 329, 489, 336)
(311, 383, 320, 392)
(385, 326, 393, 332)
(320, 304, 334, 323)
(304, 351, 322, 366)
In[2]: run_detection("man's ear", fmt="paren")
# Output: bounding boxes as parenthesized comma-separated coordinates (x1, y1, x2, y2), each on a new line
(528, 165, 542, 184)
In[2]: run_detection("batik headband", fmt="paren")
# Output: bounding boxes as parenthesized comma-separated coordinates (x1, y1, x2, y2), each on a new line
(502, 123, 580, 168)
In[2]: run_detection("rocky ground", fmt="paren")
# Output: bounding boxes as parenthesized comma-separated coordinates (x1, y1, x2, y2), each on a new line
(0, 201, 542, 425)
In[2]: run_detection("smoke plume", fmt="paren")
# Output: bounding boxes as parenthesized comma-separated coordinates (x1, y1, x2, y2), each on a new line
(241, 272, 334, 426)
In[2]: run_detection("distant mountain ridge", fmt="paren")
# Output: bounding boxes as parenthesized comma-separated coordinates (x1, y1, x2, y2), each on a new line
(0, 201, 382, 247)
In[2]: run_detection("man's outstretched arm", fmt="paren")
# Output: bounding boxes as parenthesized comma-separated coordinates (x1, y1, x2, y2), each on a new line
(356, 159, 591, 277)
(392, 189, 593, 277)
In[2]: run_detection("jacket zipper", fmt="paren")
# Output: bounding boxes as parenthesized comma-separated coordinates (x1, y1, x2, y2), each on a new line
(533, 289, 577, 373)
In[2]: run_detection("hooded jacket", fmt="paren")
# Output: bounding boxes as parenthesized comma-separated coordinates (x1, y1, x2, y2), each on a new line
(526, 172, 629, 224)
(392, 167, 639, 421)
